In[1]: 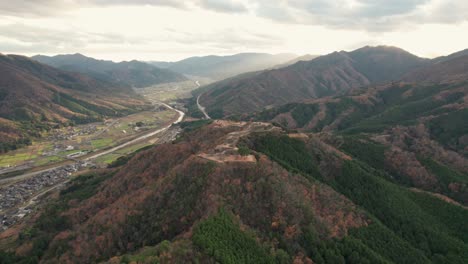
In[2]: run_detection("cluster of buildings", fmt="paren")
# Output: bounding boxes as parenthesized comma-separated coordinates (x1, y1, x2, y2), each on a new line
(0, 161, 92, 230)
(48, 124, 99, 141)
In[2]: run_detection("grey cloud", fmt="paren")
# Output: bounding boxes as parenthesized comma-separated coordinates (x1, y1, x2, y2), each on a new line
(354, 0, 429, 18)
(0, 23, 144, 54)
(0, 22, 282, 58)
(423, 0, 468, 24)
(254, 0, 468, 32)
(0, 0, 245, 17)
(0, 0, 68, 16)
(198, 0, 247, 13)
(0, 42, 57, 54)
(1, 0, 467, 32)
(163, 27, 283, 48)
(255, 2, 296, 23)
(88, 0, 186, 8)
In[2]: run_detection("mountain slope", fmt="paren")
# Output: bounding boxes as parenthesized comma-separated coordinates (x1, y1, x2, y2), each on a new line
(1, 120, 466, 264)
(248, 49, 468, 206)
(32, 53, 187, 88)
(271, 54, 319, 69)
(196, 46, 429, 118)
(432, 49, 468, 64)
(404, 54, 468, 84)
(248, 51, 468, 205)
(0, 54, 149, 152)
(149, 53, 297, 80)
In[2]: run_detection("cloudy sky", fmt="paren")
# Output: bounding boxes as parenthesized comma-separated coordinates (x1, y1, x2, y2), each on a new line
(1, 0, 468, 61)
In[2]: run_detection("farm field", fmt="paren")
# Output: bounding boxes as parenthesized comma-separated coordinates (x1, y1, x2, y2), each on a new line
(136, 80, 204, 102)
(0, 109, 177, 171)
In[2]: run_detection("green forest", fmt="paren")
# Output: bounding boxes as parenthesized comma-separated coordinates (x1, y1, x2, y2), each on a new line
(252, 133, 468, 264)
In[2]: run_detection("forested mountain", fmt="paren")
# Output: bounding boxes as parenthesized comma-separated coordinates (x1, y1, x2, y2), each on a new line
(247, 52, 468, 206)
(404, 54, 468, 83)
(32, 53, 187, 88)
(0, 54, 149, 152)
(432, 49, 468, 64)
(195, 46, 429, 118)
(1, 47, 466, 264)
(1, 119, 466, 263)
(251, 81, 467, 197)
(149, 53, 297, 80)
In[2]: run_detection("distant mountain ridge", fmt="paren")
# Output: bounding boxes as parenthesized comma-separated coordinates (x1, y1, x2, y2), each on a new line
(0, 54, 149, 152)
(404, 54, 468, 84)
(149, 52, 297, 80)
(271, 54, 319, 69)
(32, 53, 187, 88)
(196, 46, 430, 118)
(2, 48, 468, 264)
(432, 49, 468, 64)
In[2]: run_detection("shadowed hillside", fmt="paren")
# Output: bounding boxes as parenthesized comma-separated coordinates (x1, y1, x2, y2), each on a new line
(248, 54, 468, 206)
(0, 120, 466, 263)
(404, 55, 468, 84)
(195, 46, 429, 118)
(0, 54, 150, 152)
(150, 53, 297, 80)
(33, 53, 187, 88)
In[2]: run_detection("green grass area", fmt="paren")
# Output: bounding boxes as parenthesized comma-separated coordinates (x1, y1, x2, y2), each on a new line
(0, 153, 37, 167)
(0, 142, 53, 167)
(90, 138, 114, 149)
(34, 156, 63, 166)
(94, 154, 121, 165)
(93, 141, 154, 166)
(0, 107, 177, 169)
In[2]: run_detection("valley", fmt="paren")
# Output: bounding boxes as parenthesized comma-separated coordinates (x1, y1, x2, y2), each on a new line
(0, 108, 176, 172)
(0, 80, 195, 233)
(0, 46, 467, 264)
(2, 1, 468, 262)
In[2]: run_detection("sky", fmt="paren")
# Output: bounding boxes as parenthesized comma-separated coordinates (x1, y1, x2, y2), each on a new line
(0, 0, 468, 61)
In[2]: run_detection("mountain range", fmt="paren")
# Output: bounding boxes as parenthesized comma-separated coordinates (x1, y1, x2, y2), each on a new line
(3, 117, 466, 263)
(195, 46, 432, 118)
(271, 54, 319, 69)
(32, 53, 187, 88)
(149, 53, 297, 80)
(0, 45, 467, 264)
(0, 54, 149, 152)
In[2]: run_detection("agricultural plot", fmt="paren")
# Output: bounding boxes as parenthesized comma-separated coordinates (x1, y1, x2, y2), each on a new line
(0, 109, 177, 171)
(136, 80, 202, 102)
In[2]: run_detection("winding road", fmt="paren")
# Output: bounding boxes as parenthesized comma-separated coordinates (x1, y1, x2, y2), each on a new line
(0, 104, 185, 186)
(195, 81, 211, 120)
(86, 103, 184, 160)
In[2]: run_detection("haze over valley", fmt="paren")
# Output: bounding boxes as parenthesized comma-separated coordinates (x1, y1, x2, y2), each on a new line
(0, 1, 468, 263)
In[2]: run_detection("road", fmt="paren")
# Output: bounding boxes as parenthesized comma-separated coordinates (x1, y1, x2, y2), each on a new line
(0, 104, 185, 185)
(0, 102, 186, 230)
(86, 103, 184, 160)
(0, 165, 65, 186)
(195, 80, 211, 120)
